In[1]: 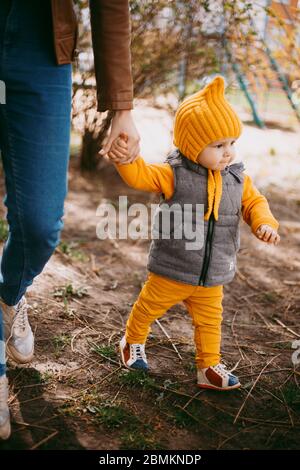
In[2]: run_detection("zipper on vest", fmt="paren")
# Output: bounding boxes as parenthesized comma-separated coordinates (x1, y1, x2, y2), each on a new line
(198, 212, 215, 286)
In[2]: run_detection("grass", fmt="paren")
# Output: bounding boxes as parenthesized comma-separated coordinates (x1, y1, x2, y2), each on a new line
(58, 389, 165, 450)
(120, 430, 164, 450)
(58, 240, 89, 262)
(281, 383, 300, 412)
(262, 291, 281, 304)
(58, 402, 78, 417)
(40, 371, 54, 383)
(53, 333, 71, 356)
(183, 362, 197, 373)
(93, 402, 164, 449)
(271, 341, 292, 350)
(64, 375, 77, 386)
(13, 368, 44, 385)
(53, 283, 89, 301)
(172, 406, 198, 429)
(93, 404, 139, 429)
(90, 344, 117, 361)
(61, 299, 77, 319)
(116, 370, 199, 432)
(118, 370, 156, 390)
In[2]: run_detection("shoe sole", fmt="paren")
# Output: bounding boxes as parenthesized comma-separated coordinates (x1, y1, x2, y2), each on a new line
(6, 343, 34, 364)
(197, 382, 241, 391)
(0, 419, 11, 440)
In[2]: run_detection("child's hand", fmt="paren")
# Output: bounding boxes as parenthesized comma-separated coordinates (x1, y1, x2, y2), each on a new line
(107, 133, 130, 165)
(255, 224, 280, 245)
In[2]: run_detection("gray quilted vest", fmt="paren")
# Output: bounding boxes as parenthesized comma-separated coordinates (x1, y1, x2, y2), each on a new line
(147, 150, 245, 286)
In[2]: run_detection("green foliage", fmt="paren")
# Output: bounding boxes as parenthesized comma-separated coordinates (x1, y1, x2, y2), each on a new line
(53, 334, 71, 356)
(53, 283, 89, 301)
(93, 404, 139, 430)
(58, 240, 89, 262)
(91, 344, 117, 361)
(119, 370, 156, 390)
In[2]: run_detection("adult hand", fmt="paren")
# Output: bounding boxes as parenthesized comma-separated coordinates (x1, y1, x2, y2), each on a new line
(99, 110, 140, 163)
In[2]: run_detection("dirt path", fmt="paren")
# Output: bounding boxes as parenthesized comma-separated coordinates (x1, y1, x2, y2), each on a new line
(0, 160, 299, 450)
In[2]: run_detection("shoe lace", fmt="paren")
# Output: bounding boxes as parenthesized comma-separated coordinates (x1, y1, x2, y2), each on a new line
(131, 344, 145, 361)
(213, 363, 230, 378)
(13, 299, 29, 334)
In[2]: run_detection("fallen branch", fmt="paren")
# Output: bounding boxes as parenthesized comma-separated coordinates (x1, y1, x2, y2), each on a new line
(155, 319, 183, 361)
(30, 430, 59, 450)
(273, 318, 300, 339)
(233, 355, 280, 424)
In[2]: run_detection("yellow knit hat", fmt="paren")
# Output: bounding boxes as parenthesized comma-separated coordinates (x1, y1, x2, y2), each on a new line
(173, 75, 242, 161)
(173, 76, 243, 221)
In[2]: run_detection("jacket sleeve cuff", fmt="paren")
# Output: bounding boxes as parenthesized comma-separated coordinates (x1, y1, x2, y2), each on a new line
(251, 217, 279, 234)
(97, 100, 133, 112)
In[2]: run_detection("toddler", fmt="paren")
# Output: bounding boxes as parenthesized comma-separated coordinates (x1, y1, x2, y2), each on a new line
(107, 76, 280, 391)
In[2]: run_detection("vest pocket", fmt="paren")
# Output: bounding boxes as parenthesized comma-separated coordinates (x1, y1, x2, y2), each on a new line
(207, 214, 240, 280)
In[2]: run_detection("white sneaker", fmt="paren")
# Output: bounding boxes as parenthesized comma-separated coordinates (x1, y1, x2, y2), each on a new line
(197, 363, 241, 391)
(119, 335, 148, 371)
(0, 296, 34, 364)
(0, 375, 11, 440)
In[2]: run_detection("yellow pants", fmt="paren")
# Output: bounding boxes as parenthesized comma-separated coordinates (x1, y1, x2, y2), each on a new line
(126, 272, 224, 368)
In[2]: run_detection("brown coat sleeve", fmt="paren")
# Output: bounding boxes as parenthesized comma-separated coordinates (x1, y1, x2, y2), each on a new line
(89, 0, 133, 111)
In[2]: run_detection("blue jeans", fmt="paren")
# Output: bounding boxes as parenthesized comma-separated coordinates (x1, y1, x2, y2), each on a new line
(0, 0, 72, 376)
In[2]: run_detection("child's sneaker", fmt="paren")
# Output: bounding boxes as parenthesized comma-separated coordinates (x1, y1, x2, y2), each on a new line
(119, 335, 148, 371)
(197, 363, 240, 391)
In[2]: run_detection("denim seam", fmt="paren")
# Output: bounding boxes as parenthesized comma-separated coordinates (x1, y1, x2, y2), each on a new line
(1, 105, 28, 305)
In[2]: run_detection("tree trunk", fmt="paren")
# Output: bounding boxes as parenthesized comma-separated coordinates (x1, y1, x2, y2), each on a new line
(79, 129, 100, 172)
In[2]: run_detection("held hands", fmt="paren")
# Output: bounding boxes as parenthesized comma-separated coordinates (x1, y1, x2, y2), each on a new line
(99, 110, 140, 164)
(107, 133, 130, 165)
(255, 224, 280, 245)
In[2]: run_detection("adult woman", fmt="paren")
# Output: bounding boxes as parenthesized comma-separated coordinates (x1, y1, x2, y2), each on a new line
(0, 0, 139, 440)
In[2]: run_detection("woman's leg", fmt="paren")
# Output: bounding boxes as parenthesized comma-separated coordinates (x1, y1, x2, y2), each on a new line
(0, 0, 72, 306)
